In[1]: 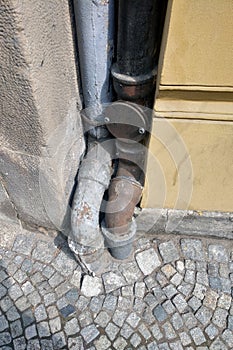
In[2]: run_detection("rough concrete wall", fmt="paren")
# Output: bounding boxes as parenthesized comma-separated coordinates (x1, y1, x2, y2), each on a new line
(0, 0, 85, 231)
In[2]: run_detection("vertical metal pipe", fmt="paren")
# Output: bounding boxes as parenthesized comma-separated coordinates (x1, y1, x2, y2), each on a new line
(69, 0, 114, 272)
(103, 0, 163, 259)
(73, 0, 115, 137)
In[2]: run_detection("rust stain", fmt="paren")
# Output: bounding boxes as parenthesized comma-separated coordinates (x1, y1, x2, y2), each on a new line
(79, 202, 92, 220)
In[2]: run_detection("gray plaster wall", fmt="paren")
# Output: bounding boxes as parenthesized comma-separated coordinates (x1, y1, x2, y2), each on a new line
(0, 1, 85, 231)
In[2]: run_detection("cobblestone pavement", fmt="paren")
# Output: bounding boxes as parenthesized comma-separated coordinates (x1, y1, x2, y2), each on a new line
(0, 225, 232, 350)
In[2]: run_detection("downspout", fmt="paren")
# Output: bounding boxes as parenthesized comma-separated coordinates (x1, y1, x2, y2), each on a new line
(69, 0, 114, 273)
(102, 0, 162, 259)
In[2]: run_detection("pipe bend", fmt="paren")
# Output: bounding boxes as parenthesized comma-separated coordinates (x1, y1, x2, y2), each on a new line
(70, 141, 112, 252)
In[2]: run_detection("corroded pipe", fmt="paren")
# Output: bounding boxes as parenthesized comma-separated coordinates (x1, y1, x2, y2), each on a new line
(103, 0, 162, 259)
(69, 0, 114, 271)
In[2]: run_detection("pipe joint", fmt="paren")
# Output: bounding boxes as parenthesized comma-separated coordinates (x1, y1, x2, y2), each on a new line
(104, 101, 151, 142)
(111, 63, 157, 101)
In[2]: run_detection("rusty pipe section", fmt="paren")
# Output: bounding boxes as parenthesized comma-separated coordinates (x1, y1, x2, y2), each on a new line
(69, 0, 114, 271)
(102, 0, 162, 259)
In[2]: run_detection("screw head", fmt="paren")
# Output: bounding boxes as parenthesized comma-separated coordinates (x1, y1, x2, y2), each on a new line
(138, 127, 145, 134)
(104, 117, 110, 123)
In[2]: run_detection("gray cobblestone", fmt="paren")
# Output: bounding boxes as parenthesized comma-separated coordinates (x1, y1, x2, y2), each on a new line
(15, 296, 30, 312)
(120, 323, 134, 339)
(209, 338, 228, 350)
(47, 306, 58, 318)
(144, 293, 158, 308)
(156, 272, 168, 287)
(134, 282, 146, 298)
(105, 322, 119, 341)
(196, 271, 209, 286)
(13, 270, 27, 284)
(193, 283, 207, 300)
(40, 339, 54, 350)
(136, 248, 161, 275)
(37, 321, 51, 338)
(159, 241, 179, 263)
(209, 245, 228, 263)
(121, 285, 133, 297)
(169, 341, 183, 350)
(126, 312, 140, 328)
(212, 307, 228, 328)
(218, 293, 231, 309)
(183, 312, 198, 329)
(8, 283, 23, 301)
(13, 336, 26, 350)
(89, 296, 104, 314)
(138, 323, 151, 340)
(190, 327, 206, 345)
(10, 319, 23, 338)
(27, 291, 41, 307)
(102, 294, 117, 312)
(76, 296, 89, 311)
(130, 333, 142, 347)
(172, 294, 188, 313)
(171, 312, 183, 330)
(68, 336, 84, 350)
(81, 275, 103, 297)
(64, 317, 80, 336)
(52, 331, 66, 349)
(32, 241, 56, 264)
(170, 272, 183, 286)
(21, 259, 33, 273)
(27, 339, 40, 349)
(81, 324, 100, 344)
(221, 329, 233, 347)
(22, 310, 35, 327)
(150, 324, 163, 340)
(12, 235, 35, 256)
(113, 310, 127, 327)
(44, 292, 56, 306)
(162, 284, 177, 299)
(94, 335, 111, 350)
(181, 239, 205, 261)
(162, 322, 176, 339)
(6, 306, 20, 321)
(180, 331, 192, 346)
(195, 305, 213, 325)
(162, 300, 176, 314)
(153, 305, 168, 322)
(177, 281, 193, 297)
(102, 271, 126, 293)
(205, 324, 219, 340)
(113, 336, 127, 350)
(0, 332, 11, 347)
(49, 317, 61, 334)
(147, 341, 159, 350)
(22, 281, 35, 296)
(48, 272, 64, 288)
(94, 310, 111, 328)
(42, 265, 55, 279)
(52, 251, 77, 276)
(184, 269, 195, 284)
(25, 325, 37, 340)
(188, 295, 202, 311)
(0, 315, 8, 332)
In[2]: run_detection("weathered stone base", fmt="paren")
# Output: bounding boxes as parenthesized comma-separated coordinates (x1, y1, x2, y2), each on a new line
(137, 209, 233, 240)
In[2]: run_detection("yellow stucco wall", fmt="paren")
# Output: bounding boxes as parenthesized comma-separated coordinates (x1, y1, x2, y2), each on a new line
(142, 0, 233, 211)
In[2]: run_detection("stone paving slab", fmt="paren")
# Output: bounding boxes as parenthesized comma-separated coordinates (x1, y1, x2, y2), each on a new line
(0, 224, 232, 349)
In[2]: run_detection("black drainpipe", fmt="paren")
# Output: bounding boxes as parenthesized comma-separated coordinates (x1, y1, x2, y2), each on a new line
(102, 0, 167, 259)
